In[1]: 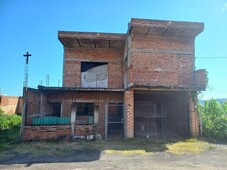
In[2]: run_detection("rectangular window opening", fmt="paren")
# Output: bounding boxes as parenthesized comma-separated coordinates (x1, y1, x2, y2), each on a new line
(81, 62, 108, 88)
(49, 102, 61, 117)
(76, 103, 94, 125)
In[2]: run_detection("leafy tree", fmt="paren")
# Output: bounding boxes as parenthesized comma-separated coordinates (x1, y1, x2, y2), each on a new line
(199, 99, 227, 142)
(0, 108, 21, 130)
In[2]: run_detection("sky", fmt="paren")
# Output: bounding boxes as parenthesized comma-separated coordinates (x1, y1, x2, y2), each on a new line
(0, 0, 227, 99)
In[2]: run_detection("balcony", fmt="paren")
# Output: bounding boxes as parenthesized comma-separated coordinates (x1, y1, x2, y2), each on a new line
(124, 66, 206, 91)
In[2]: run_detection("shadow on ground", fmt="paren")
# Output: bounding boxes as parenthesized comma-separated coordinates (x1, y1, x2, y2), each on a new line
(0, 149, 101, 166)
(0, 136, 187, 166)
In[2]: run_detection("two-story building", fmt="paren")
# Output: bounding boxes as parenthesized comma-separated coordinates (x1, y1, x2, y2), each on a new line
(22, 18, 206, 141)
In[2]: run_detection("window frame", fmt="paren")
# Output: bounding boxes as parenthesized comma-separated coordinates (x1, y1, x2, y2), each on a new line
(80, 62, 108, 88)
(76, 102, 94, 125)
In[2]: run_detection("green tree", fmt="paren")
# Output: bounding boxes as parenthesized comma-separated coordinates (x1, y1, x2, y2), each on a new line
(0, 108, 21, 130)
(199, 99, 227, 142)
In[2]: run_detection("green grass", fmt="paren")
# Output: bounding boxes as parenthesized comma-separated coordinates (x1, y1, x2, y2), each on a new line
(166, 138, 214, 155)
(0, 128, 215, 158)
(0, 127, 21, 152)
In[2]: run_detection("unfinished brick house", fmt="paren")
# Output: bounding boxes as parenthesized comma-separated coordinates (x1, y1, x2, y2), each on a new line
(22, 18, 206, 141)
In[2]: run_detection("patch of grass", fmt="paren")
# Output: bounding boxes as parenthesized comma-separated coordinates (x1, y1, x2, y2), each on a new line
(14, 141, 78, 156)
(0, 137, 166, 157)
(0, 131, 215, 158)
(76, 138, 167, 152)
(0, 127, 21, 159)
(0, 127, 21, 152)
(104, 149, 151, 156)
(166, 138, 213, 155)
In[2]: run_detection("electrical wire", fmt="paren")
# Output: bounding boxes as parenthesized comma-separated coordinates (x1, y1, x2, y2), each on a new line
(196, 57, 227, 59)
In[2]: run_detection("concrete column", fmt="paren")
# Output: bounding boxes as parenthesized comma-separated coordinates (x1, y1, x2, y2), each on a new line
(188, 92, 200, 136)
(20, 102, 27, 138)
(94, 105, 99, 124)
(105, 104, 108, 140)
(70, 105, 76, 137)
(124, 90, 134, 138)
(40, 93, 46, 114)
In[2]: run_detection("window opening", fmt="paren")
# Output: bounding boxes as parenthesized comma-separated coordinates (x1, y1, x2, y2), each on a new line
(81, 62, 108, 88)
(76, 103, 94, 125)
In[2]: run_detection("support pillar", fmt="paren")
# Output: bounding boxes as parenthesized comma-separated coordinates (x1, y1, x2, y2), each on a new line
(124, 90, 134, 138)
(40, 93, 47, 114)
(70, 105, 76, 137)
(20, 102, 26, 138)
(94, 105, 99, 137)
(189, 92, 200, 137)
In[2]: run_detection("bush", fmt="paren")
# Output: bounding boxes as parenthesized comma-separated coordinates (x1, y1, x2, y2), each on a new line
(0, 108, 21, 130)
(199, 99, 227, 142)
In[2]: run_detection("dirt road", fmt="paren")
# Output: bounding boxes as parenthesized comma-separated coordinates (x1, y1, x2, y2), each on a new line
(0, 144, 226, 170)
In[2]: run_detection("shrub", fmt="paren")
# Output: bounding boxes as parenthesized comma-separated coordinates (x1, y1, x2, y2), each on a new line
(0, 108, 21, 130)
(199, 99, 227, 142)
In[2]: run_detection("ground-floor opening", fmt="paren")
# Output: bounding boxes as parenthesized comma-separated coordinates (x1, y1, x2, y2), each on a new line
(22, 88, 124, 141)
(134, 91, 190, 138)
(105, 103, 124, 140)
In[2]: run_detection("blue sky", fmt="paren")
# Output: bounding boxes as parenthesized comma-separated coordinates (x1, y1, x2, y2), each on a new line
(0, 0, 227, 99)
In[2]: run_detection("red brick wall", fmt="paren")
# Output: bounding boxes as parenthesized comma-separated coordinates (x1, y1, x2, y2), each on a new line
(0, 96, 22, 114)
(188, 92, 200, 136)
(131, 34, 194, 51)
(75, 125, 95, 136)
(63, 48, 124, 88)
(23, 125, 71, 141)
(23, 125, 97, 141)
(124, 90, 134, 138)
(126, 34, 195, 87)
(194, 69, 206, 90)
(16, 97, 23, 114)
(64, 61, 81, 87)
(26, 89, 40, 115)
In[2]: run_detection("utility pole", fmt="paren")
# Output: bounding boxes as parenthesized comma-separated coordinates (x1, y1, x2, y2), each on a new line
(23, 52, 32, 90)
(21, 52, 31, 137)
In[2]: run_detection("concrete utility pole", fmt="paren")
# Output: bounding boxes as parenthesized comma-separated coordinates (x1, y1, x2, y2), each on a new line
(23, 52, 32, 89)
(21, 52, 32, 138)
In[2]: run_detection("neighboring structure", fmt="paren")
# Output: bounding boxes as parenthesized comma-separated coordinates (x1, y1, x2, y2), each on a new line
(22, 18, 206, 141)
(0, 95, 23, 114)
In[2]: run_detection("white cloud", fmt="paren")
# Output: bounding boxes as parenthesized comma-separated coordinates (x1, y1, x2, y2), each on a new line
(222, 3, 227, 11)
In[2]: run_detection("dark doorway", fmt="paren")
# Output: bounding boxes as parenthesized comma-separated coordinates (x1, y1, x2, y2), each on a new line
(105, 104, 124, 139)
(134, 91, 190, 138)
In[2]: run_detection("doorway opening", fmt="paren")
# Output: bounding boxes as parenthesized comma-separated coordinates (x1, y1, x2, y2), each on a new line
(105, 104, 124, 140)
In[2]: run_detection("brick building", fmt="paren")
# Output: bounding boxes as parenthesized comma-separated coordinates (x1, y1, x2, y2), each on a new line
(0, 95, 23, 114)
(22, 18, 206, 141)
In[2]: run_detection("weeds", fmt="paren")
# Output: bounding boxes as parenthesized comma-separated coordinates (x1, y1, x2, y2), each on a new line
(0, 127, 214, 158)
(0, 108, 21, 130)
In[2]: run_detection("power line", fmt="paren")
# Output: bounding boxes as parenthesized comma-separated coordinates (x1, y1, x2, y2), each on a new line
(196, 57, 227, 59)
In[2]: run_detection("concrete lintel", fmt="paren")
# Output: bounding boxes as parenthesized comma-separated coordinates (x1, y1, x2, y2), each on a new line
(65, 58, 123, 63)
(130, 48, 193, 55)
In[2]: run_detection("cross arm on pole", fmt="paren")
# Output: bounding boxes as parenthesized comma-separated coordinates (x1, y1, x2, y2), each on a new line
(23, 52, 32, 64)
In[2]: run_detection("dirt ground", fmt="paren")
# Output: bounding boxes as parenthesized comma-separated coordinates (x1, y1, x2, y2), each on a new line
(0, 144, 226, 170)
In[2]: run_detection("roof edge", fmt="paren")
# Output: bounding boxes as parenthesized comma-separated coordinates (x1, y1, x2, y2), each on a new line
(58, 31, 126, 40)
